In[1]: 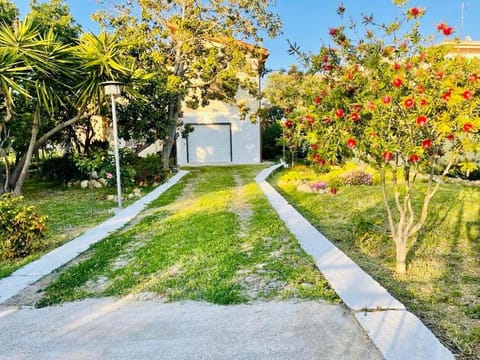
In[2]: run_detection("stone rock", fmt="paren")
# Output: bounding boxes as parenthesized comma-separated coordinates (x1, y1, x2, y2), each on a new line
(98, 178, 107, 186)
(107, 195, 116, 201)
(91, 180, 103, 188)
(80, 180, 89, 189)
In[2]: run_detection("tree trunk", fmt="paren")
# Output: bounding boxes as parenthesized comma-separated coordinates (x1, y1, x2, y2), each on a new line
(395, 236, 408, 274)
(162, 95, 181, 169)
(13, 110, 40, 195)
(8, 110, 88, 191)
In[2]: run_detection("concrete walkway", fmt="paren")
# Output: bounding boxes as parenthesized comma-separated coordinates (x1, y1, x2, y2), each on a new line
(256, 164, 454, 360)
(0, 300, 381, 360)
(0, 170, 188, 303)
(0, 165, 454, 359)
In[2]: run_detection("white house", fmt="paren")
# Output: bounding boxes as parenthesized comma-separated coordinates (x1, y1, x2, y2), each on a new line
(176, 41, 268, 166)
(176, 90, 262, 165)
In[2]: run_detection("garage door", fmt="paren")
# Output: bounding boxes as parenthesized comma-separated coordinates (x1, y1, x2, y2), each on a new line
(187, 123, 232, 163)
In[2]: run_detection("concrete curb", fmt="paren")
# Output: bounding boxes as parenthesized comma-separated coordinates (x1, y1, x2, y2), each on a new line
(256, 164, 454, 360)
(0, 170, 189, 304)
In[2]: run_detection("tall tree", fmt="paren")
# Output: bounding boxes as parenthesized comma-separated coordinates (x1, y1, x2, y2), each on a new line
(0, 1, 139, 194)
(270, 4, 480, 274)
(94, 0, 281, 168)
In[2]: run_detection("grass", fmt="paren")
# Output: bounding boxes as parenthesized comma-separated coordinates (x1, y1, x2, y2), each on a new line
(271, 165, 480, 360)
(36, 165, 338, 307)
(0, 180, 152, 279)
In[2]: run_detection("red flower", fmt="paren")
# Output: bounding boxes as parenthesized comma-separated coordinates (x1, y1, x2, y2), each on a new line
(443, 26, 454, 36)
(462, 90, 473, 100)
(416, 85, 425, 93)
(468, 73, 478, 82)
(329, 28, 338, 36)
(435, 71, 444, 80)
(442, 90, 452, 102)
(409, 7, 420, 17)
(416, 115, 427, 126)
(382, 95, 392, 104)
(351, 112, 361, 122)
(329, 188, 338, 195)
(382, 151, 394, 162)
(408, 154, 420, 163)
(422, 139, 432, 149)
(393, 63, 401, 71)
(393, 78, 403, 88)
(314, 96, 322, 105)
(367, 101, 376, 110)
(305, 114, 315, 124)
(285, 108, 292, 114)
(346, 138, 356, 148)
(463, 122, 474, 132)
(347, 72, 354, 80)
(420, 98, 427, 107)
(310, 143, 319, 151)
(436, 22, 447, 31)
(324, 117, 332, 124)
(285, 119, 293, 128)
(335, 109, 345, 118)
(404, 98, 414, 108)
(437, 22, 454, 35)
(446, 134, 455, 141)
(323, 64, 332, 71)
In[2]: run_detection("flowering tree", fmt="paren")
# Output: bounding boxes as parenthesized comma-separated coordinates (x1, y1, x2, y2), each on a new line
(276, 4, 480, 274)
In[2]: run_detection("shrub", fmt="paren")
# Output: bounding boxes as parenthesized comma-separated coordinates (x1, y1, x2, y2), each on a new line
(0, 194, 48, 259)
(131, 155, 167, 185)
(39, 155, 83, 184)
(340, 169, 373, 186)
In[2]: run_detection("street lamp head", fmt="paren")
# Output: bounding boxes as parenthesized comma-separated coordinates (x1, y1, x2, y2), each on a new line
(100, 81, 122, 97)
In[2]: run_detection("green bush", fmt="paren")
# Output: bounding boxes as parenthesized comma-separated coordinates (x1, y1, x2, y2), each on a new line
(131, 155, 167, 185)
(0, 194, 48, 259)
(340, 169, 373, 186)
(39, 155, 83, 184)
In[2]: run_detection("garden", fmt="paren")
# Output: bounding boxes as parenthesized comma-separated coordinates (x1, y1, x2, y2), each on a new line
(1, 0, 480, 359)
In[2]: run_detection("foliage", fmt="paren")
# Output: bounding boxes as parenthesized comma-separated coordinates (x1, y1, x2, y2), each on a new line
(0, 0, 145, 195)
(130, 155, 168, 186)
(272, 166, 480, 359)
(37, 166, 338, 307)
(0, 194, 48, 259)
(38, 155, 83, 184)
(257, 105, 286, 160)
(266, 4, 480, 273)
(94, 0, 282, 168)
(340, 169, 374, 186)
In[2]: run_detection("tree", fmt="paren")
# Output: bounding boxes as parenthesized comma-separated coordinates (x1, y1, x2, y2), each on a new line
(94, 0, 281, 168)
(0, 1, 139, 194)
(272, 4, 480, 274)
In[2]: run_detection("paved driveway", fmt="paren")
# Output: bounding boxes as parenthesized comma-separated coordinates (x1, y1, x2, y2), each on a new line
(0, 299, 382, 360)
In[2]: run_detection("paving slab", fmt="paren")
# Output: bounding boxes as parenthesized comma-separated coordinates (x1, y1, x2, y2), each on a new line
(256, 167, 404, 311)
(257, 164, 454, 360)
(0, 299, 382, 360)
(355, 310, 454, 360)
(0, 170, 188, 304)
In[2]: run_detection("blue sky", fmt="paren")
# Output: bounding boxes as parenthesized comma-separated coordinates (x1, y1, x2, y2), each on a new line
(15, 1, 480, 70)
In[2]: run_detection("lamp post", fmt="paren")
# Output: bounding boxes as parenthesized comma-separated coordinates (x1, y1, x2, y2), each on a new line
(280, 117, 286, 165)
(101, 81, 123, 209)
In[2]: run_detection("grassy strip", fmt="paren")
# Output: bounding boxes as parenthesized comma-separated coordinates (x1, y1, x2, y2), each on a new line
(0, 181, 154, 279)
(37, 166, 338, 307)
(271, 166, 480, 360)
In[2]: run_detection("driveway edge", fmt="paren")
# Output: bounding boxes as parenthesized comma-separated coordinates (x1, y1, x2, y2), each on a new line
(256, 164, 454, 360)
(0, 170, 189, 304)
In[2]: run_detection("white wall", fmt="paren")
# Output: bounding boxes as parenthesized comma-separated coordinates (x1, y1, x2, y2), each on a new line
(176, 99, 261, 165)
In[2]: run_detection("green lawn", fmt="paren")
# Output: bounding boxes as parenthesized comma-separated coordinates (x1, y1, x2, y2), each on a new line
(271, 165, 480, 360)
(0, 180, 149, 279)
(37, 166, 338, 307)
